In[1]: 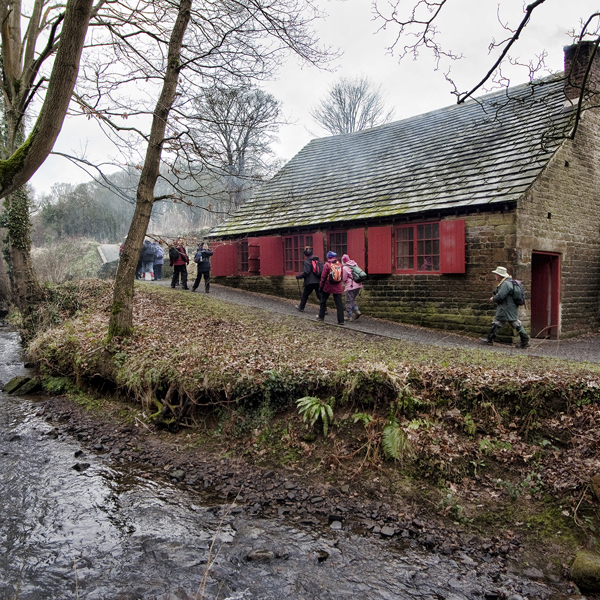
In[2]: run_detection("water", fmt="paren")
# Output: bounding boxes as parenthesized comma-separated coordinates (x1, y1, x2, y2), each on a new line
(0, 328, 557, 599)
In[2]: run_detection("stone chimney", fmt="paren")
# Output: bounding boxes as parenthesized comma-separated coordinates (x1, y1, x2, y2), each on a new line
(564, 41, 600, 101)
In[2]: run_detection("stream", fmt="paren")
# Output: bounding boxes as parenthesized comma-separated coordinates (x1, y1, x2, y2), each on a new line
(0, 327, 558, 600)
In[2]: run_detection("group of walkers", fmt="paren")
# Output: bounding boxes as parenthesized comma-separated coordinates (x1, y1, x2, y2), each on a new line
(168, 239, 213, 293)
(296, 248, 366, 326)
(297, 249, 531, 347)
(119, 238, 213, 293)
(122, 238, 530, 347)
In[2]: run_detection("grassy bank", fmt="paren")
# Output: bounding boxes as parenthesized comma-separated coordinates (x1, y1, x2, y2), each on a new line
(24, 279, 600, 573)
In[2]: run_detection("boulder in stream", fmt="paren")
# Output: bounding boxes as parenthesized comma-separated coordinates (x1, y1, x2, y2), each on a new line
(570, 549, 600, 591)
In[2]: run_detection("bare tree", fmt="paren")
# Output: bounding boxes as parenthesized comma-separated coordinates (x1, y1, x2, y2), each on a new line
(190, 86, 282, 209)
(373, 0, 600, 136)
(310, 75, 395, 135)
(98, 0, 330, 338)
(0, 0, 94, 313)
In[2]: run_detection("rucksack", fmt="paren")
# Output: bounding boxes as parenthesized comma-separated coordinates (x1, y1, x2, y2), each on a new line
(168, 246, 180, 261)
(311, 259, 323, 276)
(328, 261, 342, 283)
(350, 264, 367, 283)
(194, 249, 203, 263)
(511, 279, 526, 306)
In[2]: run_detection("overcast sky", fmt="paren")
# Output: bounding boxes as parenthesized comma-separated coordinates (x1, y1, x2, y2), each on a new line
(29, 0, 600, 196)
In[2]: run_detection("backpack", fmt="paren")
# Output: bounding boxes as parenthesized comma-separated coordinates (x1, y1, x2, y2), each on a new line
(350, 264, 367, 283)
(168, 246, 180, 261)
(511, 279, 526, 306)
(154, 246, 164, 260)
(328, 260, 342, 284)
(194, 249, 203, 264)
(311, 259, 323, 276)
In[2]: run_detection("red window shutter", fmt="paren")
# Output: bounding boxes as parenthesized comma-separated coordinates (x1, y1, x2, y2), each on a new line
(347, 228, 366, 268)
(312, 231, 325, 261)
(439, 220, 466, 274)
(367, 226, 392, 274)
(211, 241, 239, 276)
(259, 236, 284, 275)
(248, 237, 260, 275)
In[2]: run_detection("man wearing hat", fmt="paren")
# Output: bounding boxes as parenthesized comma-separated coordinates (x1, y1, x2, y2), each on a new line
(480, 266, 530, 348)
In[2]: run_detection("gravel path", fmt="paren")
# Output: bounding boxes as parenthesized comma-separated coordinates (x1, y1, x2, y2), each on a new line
(151, 279, 600, 364)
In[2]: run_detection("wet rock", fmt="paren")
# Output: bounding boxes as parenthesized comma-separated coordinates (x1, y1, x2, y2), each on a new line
(523, 566, 544, 580)
(570, 550, 600, 591)
(3, 376, 29, 394)
(17, 377, 42, 395)
(72, 463, 91, 472)
(171, 469, 185, 482)
(9, 435, 21, 442)
(310, 496, 323, 504)
(381, 526, 396, 537)
(74, 450, 83, 458)
(246, 549, 275, 562)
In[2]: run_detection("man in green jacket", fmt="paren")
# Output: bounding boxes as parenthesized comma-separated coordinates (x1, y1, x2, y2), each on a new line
(480, 266, 530, 348)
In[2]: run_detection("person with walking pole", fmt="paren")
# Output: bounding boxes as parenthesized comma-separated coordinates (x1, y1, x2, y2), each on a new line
(295, 248, 323, 311)
(480, 266, 530, 348)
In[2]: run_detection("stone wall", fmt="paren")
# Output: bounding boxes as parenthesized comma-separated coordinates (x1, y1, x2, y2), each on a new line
(516, 108, 600, 338)
(213, 211, 520, 339)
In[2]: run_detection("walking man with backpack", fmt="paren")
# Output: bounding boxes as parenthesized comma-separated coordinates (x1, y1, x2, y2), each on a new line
(480, 266, 530, 348)
(295, 248, 323, 311)
(341, 254, 366, 322)
(192, 242, 213, 293)
(317, 251, 345, 325)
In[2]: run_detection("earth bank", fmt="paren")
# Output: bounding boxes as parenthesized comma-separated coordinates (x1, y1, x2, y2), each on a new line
(14, 279, 600, 597)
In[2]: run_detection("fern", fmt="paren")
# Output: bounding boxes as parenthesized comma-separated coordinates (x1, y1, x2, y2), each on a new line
(296, 396, 334, 437)
(382, 420, 410, 461)
(352, 412, 374, 426)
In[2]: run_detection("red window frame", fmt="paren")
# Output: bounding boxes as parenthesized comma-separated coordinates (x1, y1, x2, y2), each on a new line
(328, 231, 347, 258)
(395, 222, 440, 273)
(284, 234, 313, 274)
(239, 240, 249, 273)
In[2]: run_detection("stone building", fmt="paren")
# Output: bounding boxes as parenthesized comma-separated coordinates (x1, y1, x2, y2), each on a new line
(207, 43, 600, 340)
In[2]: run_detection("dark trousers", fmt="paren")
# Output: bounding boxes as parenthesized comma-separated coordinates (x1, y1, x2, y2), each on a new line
(299, 283, 322, 309)
(319, 292, 345, 324)
(193, 270, 210, 292)
(171, 264, 188, 289)
(154, 264, 163, 280)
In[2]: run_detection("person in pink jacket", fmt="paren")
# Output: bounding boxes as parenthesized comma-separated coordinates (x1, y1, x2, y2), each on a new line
(318, 251, 345, 325)
(342, 254, 363, 322)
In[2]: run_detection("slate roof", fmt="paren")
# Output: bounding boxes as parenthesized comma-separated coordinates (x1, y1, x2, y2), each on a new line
(210, 75, 574, 238)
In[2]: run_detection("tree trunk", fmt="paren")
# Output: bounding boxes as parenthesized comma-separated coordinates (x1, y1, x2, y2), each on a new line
(4, 188, 42, 312)
(0, 0, 93, 199)
(107, 0, 192, 339)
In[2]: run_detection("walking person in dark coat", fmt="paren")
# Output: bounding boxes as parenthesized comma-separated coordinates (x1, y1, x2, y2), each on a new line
(480, 266, 530, 348)
(152, 241, 165, 280)
(192, 242, 213, 293)
(141, 239, 156, 280)
(295, 247, 323, 311)
(317, 251, 345, 325)
(170, 239, 190, 290)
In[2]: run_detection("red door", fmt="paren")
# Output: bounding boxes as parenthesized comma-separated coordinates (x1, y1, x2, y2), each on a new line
(530, 252, 560, 338)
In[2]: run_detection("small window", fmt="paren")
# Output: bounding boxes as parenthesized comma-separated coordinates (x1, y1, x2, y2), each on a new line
(328, 231, 347, 257)
(239, 240, 249, 273)
(396, 223, 440, 273)
(284, 234, 313, 273)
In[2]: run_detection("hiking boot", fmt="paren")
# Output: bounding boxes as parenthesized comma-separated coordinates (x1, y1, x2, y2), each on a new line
(479, 337, 494, 345)
(295, 305, 304, 312)
(353, 309, 361, 319)
(338, 322, 345, 326)
(316, 316, 324, 322)
(517, 326, 530, 349)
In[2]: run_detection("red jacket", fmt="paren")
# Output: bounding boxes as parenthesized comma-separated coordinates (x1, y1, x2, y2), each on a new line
(171, 245, 189, 266)
(320, 258, 343, 294)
